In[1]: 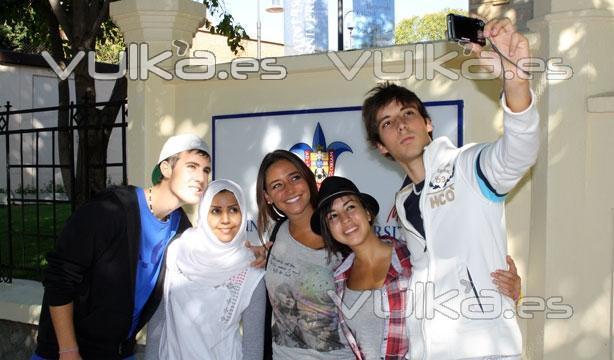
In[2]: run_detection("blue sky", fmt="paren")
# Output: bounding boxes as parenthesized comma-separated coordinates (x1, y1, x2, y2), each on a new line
(218, 0, 468, 44)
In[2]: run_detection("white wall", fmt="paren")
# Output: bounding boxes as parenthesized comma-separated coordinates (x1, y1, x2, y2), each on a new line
(0, 62, 123, 192)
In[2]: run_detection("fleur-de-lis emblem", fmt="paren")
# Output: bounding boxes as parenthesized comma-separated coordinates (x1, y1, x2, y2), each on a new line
(290, 123, 352, 187)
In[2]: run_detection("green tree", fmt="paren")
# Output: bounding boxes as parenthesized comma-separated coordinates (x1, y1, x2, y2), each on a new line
(0, 3, 50, 53)
(395, 8, 467, 44)
(0, 2, 125, 63)
(0, 0, 247, 207)
(394, 15, 419, 44)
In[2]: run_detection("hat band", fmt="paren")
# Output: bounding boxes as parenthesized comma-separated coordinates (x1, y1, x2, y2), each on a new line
(317, 190, 357, 209)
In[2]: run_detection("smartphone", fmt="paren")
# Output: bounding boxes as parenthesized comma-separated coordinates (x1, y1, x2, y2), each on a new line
(446, 14, 486, 46)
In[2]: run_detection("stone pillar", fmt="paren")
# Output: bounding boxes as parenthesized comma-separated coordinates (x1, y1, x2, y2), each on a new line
(525, 1, 614, 359)
(110, 0, 206, 187)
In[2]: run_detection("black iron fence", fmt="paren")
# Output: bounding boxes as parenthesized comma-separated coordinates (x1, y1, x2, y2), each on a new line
(0, 100, 128, 283)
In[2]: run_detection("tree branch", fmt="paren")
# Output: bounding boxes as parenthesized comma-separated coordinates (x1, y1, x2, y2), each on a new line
(100, 76, 127, 125)
(92, 0, 111, 34)
(81, 0, 110, 49)
(48, 0, 72, 41)
(34, 0, 66, 61)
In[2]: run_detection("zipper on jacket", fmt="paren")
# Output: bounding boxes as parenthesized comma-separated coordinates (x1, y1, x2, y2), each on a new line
(421, 246, 430, 360)
(466, 267, 484, 313)
(397, 183, 429, 359)
(420, 151, 430, 360)
(400, 199, 428, 359)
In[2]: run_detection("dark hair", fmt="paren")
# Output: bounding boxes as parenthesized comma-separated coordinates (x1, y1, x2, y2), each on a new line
(319, 194, 377, 261)
(362, 82, 431, 159)
(256, 150, 318, 241)
(159, 149, 210, 182)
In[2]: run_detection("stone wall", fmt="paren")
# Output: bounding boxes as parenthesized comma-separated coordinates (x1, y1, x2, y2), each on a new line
(0, 320, 37, 360)
(469, 0, 534, 31)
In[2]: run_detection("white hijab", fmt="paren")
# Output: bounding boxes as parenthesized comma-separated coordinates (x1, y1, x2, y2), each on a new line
(169, 179, 254, 286)
(159, 180, 263, 359)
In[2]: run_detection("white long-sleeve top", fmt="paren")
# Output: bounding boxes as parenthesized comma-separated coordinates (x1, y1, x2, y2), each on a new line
(396, 91, 539, 360)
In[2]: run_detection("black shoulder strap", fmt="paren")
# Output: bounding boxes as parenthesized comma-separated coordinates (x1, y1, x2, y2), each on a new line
(269, 218, 286, 242)
(263, 217, 286, 360)
(265, 218, 286, 269)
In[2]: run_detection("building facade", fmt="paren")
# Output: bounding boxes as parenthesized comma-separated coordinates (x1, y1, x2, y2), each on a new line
(283, 0, 329, 55)
(283, 0, 396, 54)
(349, 0, 395, 49)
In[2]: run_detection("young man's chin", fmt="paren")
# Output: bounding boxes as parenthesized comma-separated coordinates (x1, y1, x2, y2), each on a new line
(180, 192, 203, 205)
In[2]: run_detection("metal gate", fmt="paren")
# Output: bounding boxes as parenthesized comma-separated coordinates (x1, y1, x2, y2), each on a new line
(0, 100, 128, 283)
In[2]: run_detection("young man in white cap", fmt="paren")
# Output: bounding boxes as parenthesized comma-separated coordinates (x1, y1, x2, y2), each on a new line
(34, 134, 211, 360)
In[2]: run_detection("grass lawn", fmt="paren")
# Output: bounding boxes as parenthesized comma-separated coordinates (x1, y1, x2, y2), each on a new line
(0, 204, 72, 281)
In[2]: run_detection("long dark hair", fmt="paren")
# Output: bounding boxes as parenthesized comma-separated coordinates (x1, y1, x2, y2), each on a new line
(256, 150, 318, 241)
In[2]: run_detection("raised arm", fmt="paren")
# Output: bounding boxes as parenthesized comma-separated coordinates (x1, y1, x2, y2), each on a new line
(469, 18, 540, 196)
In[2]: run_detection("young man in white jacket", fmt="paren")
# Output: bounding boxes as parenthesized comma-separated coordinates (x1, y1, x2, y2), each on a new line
(362, 18, 539, 359)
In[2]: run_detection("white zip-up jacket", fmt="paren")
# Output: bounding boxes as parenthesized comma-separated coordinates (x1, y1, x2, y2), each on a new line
(396, 92, 539, 359)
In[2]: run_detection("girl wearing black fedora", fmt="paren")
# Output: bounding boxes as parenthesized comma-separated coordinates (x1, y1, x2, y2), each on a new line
(311, 176, 412, 359)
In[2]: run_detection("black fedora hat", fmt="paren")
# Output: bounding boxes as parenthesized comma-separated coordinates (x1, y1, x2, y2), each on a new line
(310, 176, 379, 235)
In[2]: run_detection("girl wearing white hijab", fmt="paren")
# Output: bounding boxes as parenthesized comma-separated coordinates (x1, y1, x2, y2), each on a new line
(145, 179, 266, 360)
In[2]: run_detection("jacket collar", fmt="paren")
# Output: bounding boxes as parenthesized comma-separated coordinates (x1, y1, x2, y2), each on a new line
(399, 137, 459, 193)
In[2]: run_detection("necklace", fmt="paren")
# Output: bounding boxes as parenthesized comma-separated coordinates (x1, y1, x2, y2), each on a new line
(148, 187, 169, 221)
(412, 183, 422, 196)
(148, 187, 155, 214)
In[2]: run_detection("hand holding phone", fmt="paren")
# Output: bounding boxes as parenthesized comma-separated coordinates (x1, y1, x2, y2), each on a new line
(446, 14, 486, 46)
(447, 15, 530, 74)
(448, 15, 532, 109)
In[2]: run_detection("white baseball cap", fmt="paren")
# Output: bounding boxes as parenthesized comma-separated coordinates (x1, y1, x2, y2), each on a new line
(151, 134, 210, 184)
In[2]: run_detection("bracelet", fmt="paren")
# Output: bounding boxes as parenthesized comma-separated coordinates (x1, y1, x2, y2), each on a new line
(58, 347, 79, 354)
